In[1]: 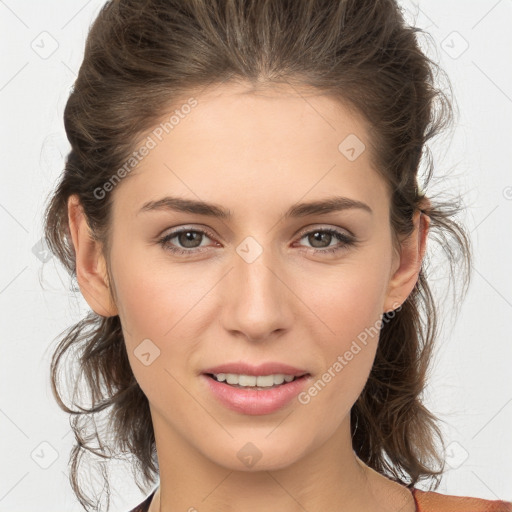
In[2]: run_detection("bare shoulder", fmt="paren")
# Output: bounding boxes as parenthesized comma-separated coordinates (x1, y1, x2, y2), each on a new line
(361, 464, 416, 512)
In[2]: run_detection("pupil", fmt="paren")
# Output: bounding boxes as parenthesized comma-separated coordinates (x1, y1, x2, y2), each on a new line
(310, 231, 331, 248)
(180, 231, 201, 248)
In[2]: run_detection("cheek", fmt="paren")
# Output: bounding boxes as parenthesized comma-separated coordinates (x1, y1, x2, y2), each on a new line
(110, 241, 204, 339)
(315, 283, 382, 389)
(297, 252, 391, 413)
(108, 245, 185, 380)
(299, 290, 382, 430)
(302, 251, 392, 343)
(109, 243, 224, 396)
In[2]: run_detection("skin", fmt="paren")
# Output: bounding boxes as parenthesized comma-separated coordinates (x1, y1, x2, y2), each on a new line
(67, 81, 429, 512)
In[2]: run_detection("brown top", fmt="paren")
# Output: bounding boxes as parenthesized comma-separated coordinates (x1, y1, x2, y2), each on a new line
(411, 488, 512, 512)
(129, 487, 512, 512)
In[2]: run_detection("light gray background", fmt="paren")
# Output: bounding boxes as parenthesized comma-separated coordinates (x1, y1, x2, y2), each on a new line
(1, 0, 511, 510)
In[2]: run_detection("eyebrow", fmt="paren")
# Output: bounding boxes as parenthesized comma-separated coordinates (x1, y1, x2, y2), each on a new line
(138, 195, 373, 218)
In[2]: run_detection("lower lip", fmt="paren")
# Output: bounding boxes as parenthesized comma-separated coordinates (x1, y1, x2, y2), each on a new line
(201, 374, 310, 415)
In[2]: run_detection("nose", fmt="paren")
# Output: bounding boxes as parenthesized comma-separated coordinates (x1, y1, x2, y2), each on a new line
(219, 243, 295, 343)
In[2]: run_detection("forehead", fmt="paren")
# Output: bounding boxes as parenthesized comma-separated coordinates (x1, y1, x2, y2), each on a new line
(168, 80, 371, 151)
(111, 81, 388, 221)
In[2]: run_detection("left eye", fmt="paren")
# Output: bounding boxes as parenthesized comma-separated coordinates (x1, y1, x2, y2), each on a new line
(158, 227, 355, 256)
(296, 228, 355, 253)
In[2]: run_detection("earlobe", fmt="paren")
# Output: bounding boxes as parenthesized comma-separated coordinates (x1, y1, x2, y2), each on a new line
(383, 207, 430, 314)
(67, 194, 118, 317)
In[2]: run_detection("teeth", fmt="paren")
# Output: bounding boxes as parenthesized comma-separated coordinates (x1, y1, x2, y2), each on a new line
(213, 373, 297, 387)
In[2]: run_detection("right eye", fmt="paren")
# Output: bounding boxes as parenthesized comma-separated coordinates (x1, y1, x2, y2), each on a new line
(158, 227, 218, 256)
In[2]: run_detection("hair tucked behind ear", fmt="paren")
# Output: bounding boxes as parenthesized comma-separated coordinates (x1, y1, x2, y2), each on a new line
(43, 0, 471, 509)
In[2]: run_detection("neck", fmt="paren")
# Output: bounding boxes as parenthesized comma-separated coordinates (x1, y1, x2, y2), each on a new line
(147, 409, 413, 512)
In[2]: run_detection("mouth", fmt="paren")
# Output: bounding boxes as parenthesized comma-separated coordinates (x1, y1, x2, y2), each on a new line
(204, 372, 310, 390)
(201, 371, 312, 415)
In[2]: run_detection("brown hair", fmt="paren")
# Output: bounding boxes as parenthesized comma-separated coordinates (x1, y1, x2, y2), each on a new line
(43, 0, 472, 510)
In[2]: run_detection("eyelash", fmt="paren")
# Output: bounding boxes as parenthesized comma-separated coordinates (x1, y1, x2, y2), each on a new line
(157, 226, 356, 256)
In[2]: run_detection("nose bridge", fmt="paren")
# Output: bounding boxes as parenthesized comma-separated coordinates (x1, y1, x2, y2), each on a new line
(235, 236, 282, 308)
(221, 236, 291, 339)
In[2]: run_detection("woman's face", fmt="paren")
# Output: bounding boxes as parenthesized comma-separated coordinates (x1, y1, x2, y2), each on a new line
(77, 81, 423, 471)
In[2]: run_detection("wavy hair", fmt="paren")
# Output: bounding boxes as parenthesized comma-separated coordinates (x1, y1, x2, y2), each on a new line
(43, 0, 472, 509)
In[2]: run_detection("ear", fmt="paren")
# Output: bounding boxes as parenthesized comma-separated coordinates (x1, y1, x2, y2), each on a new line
(383, 201, 430, 313)
(67, 194, 118, 317)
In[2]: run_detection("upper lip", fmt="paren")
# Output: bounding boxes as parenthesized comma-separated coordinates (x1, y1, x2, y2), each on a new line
(202, 361, 310, 377)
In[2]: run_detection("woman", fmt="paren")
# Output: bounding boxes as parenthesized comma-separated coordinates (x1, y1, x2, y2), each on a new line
(43, 1, 512, 511)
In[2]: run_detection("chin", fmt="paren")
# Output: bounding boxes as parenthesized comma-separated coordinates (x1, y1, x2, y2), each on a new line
(201, 435, 309, 472)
